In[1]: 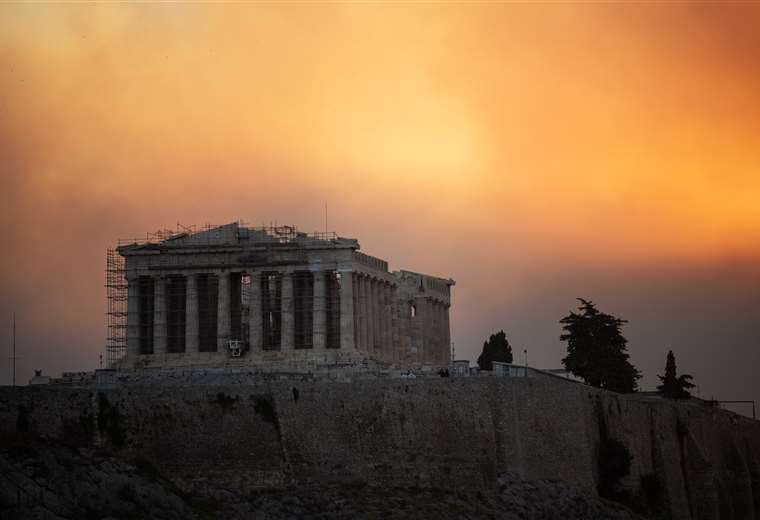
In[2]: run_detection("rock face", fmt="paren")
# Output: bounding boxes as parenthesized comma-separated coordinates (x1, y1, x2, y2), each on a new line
(0, 439, 197, 520)
(222, 473, 645, 519)
(0, 441, 643, 520)
(1, 376, 759, 519)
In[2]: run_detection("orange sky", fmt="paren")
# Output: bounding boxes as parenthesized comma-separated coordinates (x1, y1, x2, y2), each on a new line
(2, 3, 759, 410)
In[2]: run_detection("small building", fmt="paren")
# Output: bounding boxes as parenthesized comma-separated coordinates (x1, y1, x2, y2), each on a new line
(492, 362, 528, 377)
(449, 359, 471, 377)
(29, 370, 51, 385)
(95, 369, 118, 390)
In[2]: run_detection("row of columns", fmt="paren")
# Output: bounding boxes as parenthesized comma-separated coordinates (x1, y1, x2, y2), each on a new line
(428, 299, 452, 363)
(127, 269, 356, 356)
(353, 273, 394, 358)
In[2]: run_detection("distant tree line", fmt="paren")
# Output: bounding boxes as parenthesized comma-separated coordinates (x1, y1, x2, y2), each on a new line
(475, 298, 696, 398)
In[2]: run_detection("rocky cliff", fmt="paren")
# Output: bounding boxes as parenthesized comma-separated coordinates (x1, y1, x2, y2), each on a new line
(1, 376, 758, 519)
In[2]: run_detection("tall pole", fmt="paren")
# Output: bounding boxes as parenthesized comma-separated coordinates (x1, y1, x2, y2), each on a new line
(523, 348, 528, 377)
(12, 312, 16, 386)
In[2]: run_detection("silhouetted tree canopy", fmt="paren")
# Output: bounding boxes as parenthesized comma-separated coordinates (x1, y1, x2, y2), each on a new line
(657, 350, 695, 400)
(560, 299, 641, 393)
(477, 330, 513, 370)
(597, 438, 633, 499)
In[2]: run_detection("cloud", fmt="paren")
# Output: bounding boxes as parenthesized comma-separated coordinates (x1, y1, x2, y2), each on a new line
(1, 3, 759, 409)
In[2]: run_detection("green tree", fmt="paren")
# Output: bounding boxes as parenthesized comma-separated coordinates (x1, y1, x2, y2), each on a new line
(560, 299, 641, 393)
(657, 350, 695, 399)
(597, 438, 633, 498)
(477, 330, 513, 370)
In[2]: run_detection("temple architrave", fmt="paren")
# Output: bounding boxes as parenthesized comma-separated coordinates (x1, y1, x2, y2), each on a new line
(115, 223, 454, 368)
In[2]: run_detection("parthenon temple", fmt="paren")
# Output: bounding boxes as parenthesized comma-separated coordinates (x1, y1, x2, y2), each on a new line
(109, 223, 454, 368)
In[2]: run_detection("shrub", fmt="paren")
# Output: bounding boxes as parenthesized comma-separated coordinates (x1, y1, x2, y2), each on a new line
(98, 392, 127, 449)
(640, 473, 662, 511)
(598, 438, 632, 498)
(214, 392, 239, 413)
(252, 396, 277, 426)
(16, 405, 29, 433)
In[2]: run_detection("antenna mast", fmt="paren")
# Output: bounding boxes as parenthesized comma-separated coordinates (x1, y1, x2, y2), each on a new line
(11, 312, 16, 386)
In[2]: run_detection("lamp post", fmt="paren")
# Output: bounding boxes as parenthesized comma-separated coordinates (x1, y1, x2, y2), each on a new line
(523, 348, 528, 376)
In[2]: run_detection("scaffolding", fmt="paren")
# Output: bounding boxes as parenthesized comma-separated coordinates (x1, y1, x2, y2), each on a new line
(105, 248, 128, 367)
(105, 222, 341, 363)
(115, 222, 338, 248)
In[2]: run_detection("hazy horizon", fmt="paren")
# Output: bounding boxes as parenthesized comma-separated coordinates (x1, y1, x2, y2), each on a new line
(2, 3, 759, 416)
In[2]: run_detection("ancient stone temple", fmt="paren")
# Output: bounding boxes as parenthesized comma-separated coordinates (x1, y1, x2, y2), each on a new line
(113, 223, 454, 368)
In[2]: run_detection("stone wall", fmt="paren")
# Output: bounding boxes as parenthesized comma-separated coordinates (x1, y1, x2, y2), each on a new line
(1, 376, 758, 519)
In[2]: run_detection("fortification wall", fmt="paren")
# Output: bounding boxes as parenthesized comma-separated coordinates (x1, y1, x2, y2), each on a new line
(1, 377, 758, 519)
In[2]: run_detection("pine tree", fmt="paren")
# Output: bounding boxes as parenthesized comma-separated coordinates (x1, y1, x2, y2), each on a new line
(477, 330, 513, 370)
(657, 350, 695, 400)
(560, 299, 641, 393)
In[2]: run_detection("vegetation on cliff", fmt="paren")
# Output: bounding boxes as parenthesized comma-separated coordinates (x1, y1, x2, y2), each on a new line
(97, 391, 127, 449)
(477, 330, 513, 370)
(560, 299, 641, 393)
(657, 350, 695, 400)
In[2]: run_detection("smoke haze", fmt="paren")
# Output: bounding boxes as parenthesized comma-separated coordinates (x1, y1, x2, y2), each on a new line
(2, 3, 759, 413)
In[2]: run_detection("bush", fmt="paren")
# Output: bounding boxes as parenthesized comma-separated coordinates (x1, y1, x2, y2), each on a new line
(640, 473, 662, 511)
(16, 405, 29, 433)
(98, 392, 127, 449)
(133, 456, 161, 481)
(252, 396, 277, 426)
(598, 438, 632, 498)
(214, 392, 239, 413)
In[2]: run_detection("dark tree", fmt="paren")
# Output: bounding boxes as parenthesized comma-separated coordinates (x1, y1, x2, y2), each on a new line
(560, 299, 641, 393)
(477, 330, 513, 370)
(657, 350, 695, 400)
(597, 438, 633, 498)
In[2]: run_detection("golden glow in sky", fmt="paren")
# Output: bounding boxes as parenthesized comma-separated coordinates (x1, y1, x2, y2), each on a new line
(2, 3, 760, 401)
(3, 3, 759, 264)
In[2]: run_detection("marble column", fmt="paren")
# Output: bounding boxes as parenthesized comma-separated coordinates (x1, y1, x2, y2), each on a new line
(312, 270, 326, 351)
(443, 303, 451, 359)
(185, 274, 199, 353)
(352, 273, 360, 349)
(339, 268, 355, 351)
(126, 276, 140, 357)
(391, 285, 399, 362)
(280, 271, 294, 351)
(153, 275, 167, 355)
(359, 275, 368, 352)
(375, 281, 382, 354)
(435, 301, 442, 361)
(381, 283, 390, 358)
(248, 272, 262, 351)
(217, 272, 231, 351)
(442, 302, 449, 361)
(368, 278, 376, 355)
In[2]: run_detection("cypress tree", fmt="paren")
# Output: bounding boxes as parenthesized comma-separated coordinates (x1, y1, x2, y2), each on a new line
(477, 330, 513, 370)
(560, 299, 641, 393)
(657, 350, 695, 400)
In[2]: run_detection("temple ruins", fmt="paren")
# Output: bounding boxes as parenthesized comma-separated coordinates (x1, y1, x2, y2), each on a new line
(106, 223, 454, 368)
